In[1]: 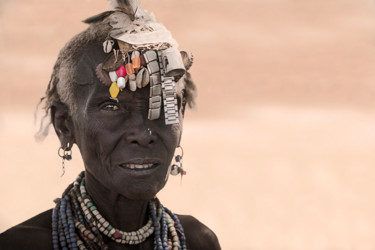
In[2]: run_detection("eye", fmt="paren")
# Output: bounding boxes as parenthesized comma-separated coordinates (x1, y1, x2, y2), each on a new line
(101, 103, 120, 111)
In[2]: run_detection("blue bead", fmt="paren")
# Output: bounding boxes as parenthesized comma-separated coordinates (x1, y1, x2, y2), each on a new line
(175, 155, 181, 162)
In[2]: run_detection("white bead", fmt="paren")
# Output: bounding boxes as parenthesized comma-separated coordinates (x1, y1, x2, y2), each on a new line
(109, 71, 118, 82)
(131, 51, 140, 60)
(170, 165, 179, 176)
(117, 77, 126, 89)
(129, 78, 137, 92)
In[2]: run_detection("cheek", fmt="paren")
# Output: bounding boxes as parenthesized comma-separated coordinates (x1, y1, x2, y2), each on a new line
(155, 121, 182, 151)
(73, 113, 126, 165)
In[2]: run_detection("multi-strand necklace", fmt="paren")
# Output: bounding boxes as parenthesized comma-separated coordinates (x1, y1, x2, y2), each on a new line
(52, 171, 187, 250)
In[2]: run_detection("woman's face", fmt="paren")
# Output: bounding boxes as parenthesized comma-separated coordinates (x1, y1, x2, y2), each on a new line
(68, 44, 183, 200)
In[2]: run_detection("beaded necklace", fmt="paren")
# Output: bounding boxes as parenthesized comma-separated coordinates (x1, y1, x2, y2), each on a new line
(52, 171, 187, 250)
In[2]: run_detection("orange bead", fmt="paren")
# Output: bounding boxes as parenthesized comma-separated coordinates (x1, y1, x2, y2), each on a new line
(132, 57, 141, 69)
(125, 63, 134, 75)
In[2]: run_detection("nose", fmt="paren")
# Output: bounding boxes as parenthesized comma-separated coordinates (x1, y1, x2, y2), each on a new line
(126, 130, 155, 147)
(125, 114, 156, 147)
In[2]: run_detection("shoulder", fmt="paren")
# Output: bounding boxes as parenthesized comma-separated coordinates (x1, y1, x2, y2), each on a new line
(178, 214, 221, 250)
(0, 209, 53, 250)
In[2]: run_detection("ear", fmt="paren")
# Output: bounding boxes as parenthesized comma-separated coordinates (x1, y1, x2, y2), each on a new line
(51, 101, 75, 148)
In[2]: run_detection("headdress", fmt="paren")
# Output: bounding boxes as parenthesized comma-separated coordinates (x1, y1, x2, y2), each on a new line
(91, 0, 193, 125)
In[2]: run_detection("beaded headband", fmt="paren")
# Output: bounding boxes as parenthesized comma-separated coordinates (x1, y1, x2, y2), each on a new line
(95, 2, 193, 125)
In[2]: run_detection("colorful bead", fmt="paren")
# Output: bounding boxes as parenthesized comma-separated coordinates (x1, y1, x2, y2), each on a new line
(109, 82, 120, 98)
(113, 231, 122, 239)
(125, 63, 135, 75)
(116, 65, 126, 77)
(109, 71, 118, 82)
(52, 171, 186, 250)
(117, 77, 126, 89)
(129, 74, 137, 92)
(140, 54, 147, 67)
(175, 155, 181, 162)
(132, 57, 141, 69)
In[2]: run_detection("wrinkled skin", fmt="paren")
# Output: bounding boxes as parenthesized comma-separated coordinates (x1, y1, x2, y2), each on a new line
(0, 43, 221, 249)
(58, 44, 183, 201)
(52, 44, 183, 233)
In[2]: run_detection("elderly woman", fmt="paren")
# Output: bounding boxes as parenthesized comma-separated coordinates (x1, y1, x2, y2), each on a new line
(0, 1, 220, 249)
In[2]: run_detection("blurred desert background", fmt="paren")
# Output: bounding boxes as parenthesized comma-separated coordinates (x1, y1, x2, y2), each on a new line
(1, 0, 375, 249)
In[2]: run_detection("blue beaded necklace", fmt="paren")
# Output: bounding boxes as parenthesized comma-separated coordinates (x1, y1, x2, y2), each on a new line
(52, 171, 187, 250)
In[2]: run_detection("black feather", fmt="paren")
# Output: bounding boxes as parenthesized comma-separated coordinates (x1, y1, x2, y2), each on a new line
(82, 11, 114, 24)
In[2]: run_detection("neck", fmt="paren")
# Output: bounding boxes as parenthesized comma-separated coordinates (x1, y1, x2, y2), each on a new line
(84, 170, 150, 232)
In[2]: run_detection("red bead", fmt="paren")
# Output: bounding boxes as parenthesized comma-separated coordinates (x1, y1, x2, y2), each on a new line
(140, 55, 147, 67)
(113, 231, 122, 239)
(116, 65, 126, 77)
(182, 171, 187, 175)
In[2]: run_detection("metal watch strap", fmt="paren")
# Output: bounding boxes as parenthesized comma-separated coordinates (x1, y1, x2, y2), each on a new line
(158, 51, 179, 125)
(146, 50, 162, 120)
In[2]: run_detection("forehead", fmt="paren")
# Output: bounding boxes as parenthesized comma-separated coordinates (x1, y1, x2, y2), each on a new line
(73, 44, 106, 86)
(69, 44, 185, 116)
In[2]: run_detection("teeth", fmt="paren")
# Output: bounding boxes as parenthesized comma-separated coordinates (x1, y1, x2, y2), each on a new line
(123, 163, 154, 169)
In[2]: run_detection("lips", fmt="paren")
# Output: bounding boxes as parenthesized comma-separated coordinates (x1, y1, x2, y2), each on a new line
(120, 163, 155, 170)
(118, 159, 160, 171)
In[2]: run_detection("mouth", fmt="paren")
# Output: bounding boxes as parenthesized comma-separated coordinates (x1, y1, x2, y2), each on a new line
(119, 159, 160, 171)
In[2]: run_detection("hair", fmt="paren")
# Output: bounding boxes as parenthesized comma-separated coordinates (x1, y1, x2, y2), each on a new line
(35, 15, 197, 141)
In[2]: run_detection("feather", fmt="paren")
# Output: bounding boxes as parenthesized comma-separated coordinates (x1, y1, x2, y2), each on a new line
(110, 0, 139, 20)
(82, 11, 114, 24)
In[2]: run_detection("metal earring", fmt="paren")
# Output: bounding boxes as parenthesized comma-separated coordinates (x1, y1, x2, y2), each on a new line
(58, 142, 72, 176)
(170, 146, 186, 177)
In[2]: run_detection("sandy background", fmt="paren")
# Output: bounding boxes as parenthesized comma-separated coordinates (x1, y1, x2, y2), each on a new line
(1, 0, 375, 249)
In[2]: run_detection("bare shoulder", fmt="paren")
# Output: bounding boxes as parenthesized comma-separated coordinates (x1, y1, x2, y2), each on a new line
(0, 209, 53, 250)
(178, 214, 221, 250)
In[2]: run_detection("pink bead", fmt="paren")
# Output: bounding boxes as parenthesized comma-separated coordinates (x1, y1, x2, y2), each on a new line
(113, 231, 122, 239)
(116, 65, 126, 77)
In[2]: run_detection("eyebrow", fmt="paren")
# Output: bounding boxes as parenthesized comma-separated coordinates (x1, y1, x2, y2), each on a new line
(86, 88, 139, 105)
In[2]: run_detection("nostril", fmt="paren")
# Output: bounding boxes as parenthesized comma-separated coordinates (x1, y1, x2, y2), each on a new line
(128, 137, 154, 146)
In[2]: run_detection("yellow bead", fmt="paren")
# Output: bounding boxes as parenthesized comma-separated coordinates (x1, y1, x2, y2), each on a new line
(109, 82, 120, 98)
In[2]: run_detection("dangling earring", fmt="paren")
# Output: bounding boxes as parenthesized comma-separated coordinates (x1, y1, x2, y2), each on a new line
(170, 146, 186, 178)
(58, 142, 72, 176)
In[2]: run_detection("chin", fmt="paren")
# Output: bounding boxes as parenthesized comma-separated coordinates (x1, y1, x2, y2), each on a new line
(119, 181, 165, 200)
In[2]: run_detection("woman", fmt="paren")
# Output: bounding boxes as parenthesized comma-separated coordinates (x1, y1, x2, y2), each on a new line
(0, 1, 221, 249)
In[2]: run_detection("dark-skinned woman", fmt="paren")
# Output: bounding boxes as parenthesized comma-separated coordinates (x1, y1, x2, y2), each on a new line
(0, 1, 221, 249)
